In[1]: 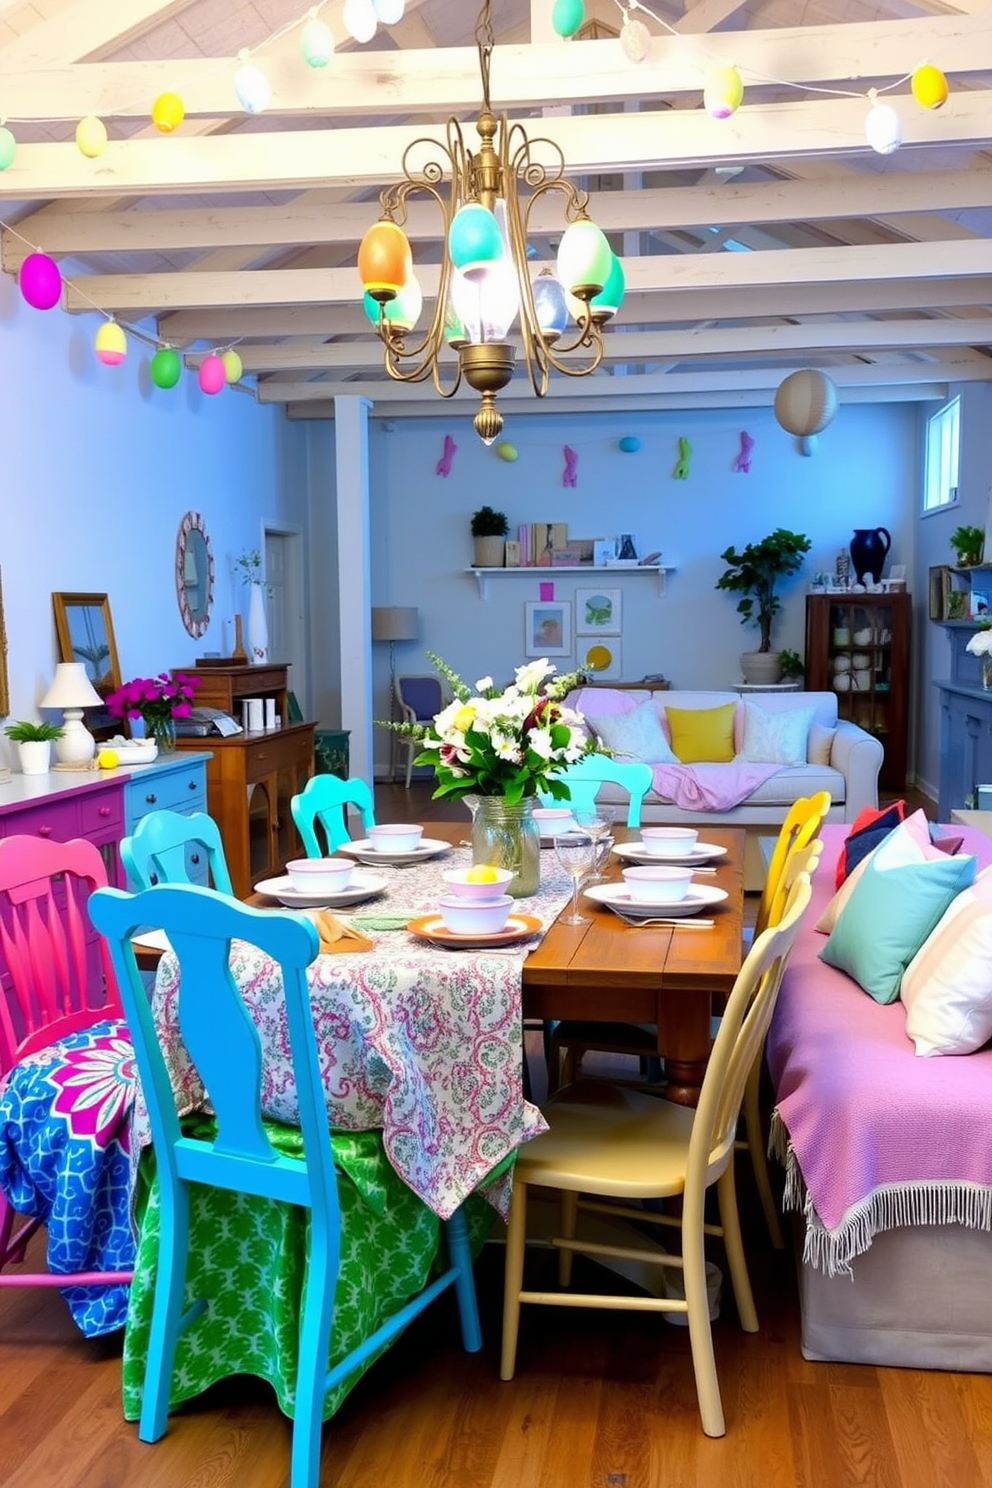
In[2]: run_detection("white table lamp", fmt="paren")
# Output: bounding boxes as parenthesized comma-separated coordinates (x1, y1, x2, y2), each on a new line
(41, 662, 105, 763)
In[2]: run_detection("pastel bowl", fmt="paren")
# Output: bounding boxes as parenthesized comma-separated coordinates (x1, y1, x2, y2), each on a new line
(285, 857, 354, 895)
(638, 827, 699, 857)
(532, 807, 577, 836)
(366, 823, 424, 853)
(441, 866, 516, 900)
(437, 894, 513, 934)
(622, 865, 694, 904)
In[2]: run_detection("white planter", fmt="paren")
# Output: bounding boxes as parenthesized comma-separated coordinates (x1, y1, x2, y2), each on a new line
(18, 739, 51, 775)
(740, 651, 783, 686)
(247, 581, 268, 665)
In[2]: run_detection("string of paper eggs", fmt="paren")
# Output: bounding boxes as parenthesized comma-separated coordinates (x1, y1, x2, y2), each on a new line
(552, 0, 951, 156)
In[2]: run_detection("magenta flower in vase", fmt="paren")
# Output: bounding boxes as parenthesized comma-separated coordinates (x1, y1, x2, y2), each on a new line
(105, 671, 200, 751)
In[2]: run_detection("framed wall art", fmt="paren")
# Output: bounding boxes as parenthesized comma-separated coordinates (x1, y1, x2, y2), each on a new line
(575, 586, 622, 636)
(524, 600, 571, 658)
(581, 638, 622, 681)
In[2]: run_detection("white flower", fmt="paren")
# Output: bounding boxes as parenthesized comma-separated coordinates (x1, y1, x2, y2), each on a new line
(475, 675, 493, 693)
(528, 727, 556, 760)
(967, 630, 992, 657)
(515, 658, 554, 693)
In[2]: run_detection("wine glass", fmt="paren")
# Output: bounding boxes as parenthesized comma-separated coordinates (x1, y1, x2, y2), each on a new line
(572, 806, 617, 882)
(554, 829, 597, 925)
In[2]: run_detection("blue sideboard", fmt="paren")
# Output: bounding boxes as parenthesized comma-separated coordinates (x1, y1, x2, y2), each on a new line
(121, 752, 211, 885)
(936, 624, 992, 818)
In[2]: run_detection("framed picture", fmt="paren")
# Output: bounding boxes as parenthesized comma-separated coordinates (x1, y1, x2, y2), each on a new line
(580, 637, 622, 681)
(928, 566, 950, 621)
(970, 591, 990, 620)
(52, 592, 121, 696)
(524, 600, 571, 658)
(593, 538, 616, 567)
(575, 586, 622, 636)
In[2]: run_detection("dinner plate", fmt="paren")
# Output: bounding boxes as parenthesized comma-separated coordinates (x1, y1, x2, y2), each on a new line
(583, 882, 728, 919)
(407, 913, 542, 949)
(338, 838, 452, 866)
(254, 870, 389, 908)
(611, 841, 728, 867)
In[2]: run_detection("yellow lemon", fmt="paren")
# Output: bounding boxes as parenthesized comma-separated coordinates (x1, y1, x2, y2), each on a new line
(466, 864, 499, 883)
(96, 748, 119, 769)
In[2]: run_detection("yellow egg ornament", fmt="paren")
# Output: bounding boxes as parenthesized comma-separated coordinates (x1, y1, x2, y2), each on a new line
(703, 65, 743, 119)
(152, 92, 185, 133)
(222, 349, 243, 383)
(96, 748, 119, 770)
(76, 115, 107, 158)
(911, 65, 948, 110)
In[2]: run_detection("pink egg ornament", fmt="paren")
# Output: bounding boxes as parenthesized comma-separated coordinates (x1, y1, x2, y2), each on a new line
(20, 253, 62, 310)
(198, 354, 226, 395)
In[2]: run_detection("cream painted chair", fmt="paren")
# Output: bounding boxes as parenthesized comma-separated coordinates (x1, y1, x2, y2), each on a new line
(500, 872, 813, 1438)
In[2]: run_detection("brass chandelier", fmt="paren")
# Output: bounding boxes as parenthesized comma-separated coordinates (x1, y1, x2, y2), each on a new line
(357, 1, 624, 444)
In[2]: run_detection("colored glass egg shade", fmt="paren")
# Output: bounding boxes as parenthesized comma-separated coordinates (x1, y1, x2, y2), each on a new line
(532, 274, 569, 339)
(556, 220, 612, 298)
(151, 92, 185, 132)
(150, 347, 181, 389)
(95, 321, 127, 366)
(20, 253, 62, 310)
(364, 273, 422, 332)
(448, 204, 504, 279)
(358, 220, 411, 302)
(565, 251, 624, 324)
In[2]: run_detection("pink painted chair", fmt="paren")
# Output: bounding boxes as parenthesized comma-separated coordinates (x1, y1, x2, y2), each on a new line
(0, 834, 134, 1299)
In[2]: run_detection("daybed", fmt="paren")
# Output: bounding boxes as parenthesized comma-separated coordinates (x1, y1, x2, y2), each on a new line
(767, 821, 992, 1371)
(569, 687, 883, 887)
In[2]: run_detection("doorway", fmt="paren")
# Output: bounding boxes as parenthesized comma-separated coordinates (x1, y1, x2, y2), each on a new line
(264, 527, 308, 717)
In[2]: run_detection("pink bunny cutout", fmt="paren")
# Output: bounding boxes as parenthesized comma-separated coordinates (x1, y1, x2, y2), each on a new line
(435, 434, 457, 477)
(733, 430, 754, 473)
(563, 445, 578, 488)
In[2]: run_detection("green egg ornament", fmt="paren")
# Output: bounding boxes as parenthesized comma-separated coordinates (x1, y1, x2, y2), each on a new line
(496, 442, 518, 462)
(151, 346, 181, 389)
(0, 127, 16, 171)
(552, 0, 585, 38)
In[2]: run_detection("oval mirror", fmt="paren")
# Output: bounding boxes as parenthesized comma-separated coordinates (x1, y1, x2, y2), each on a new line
(175, 510, 215, 638)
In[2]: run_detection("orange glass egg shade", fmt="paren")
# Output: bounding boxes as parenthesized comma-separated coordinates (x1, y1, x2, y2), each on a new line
(358, 220, 412, 303)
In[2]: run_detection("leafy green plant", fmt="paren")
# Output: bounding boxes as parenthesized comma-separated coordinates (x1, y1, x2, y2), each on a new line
(4, 719, 64, 742)
(950, 525, 984, 566)
(470, 506, 509, 538)
(234, 549, 263, 584)
(715, 528, 812, 652)
(778, 648, 805, 678)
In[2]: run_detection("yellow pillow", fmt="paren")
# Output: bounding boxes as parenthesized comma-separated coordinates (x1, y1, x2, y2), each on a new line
(665, 702, 737, 764)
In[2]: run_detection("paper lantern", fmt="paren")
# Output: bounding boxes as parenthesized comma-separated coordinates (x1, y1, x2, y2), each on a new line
(0, 126, 16, 171)
(151, 92, 185, 132)
(618, 436, 640, 453)
(221, 349, 243, 383)
(620, 18, 651, 62)
(198, 354, 226, 395)
(150, 347, 181, 389)
(774, 369, 838, 437)
(552, 0, 585, 38)
(865, 100, 901, 155)
(75, 115, 107, 158)
(703, 66, 743, 119)
(19, 253, 62, 310)
(234, 60, 270, 114)
(496, 442, 518, 462)
(358, 220, 411, 302)
(94, 321, 127, 366)
(912, 65, 948, 110)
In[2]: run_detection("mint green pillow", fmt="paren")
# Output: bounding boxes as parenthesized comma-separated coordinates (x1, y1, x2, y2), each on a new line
(819, 852, 977, 1004)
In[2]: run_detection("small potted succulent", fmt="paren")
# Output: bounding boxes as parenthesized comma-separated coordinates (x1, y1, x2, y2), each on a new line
(470, 506, 509, 568)
(4, 718, 64, 776)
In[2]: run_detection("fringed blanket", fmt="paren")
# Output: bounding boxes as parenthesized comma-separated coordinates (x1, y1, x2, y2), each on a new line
(766, 824, 992, 1277)
(649, 760, 783, 812)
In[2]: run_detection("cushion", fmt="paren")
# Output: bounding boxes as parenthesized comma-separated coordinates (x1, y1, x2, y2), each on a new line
(739, 701, 815, 766)
(816, 810, 939, 933)
(901, 865, 992, 1056)
(665, 702, 736, 764)
(585, 697, 678, 764)
(819, 844, 977, 1004)
(834, 800, 907, 889)
(807, 723, 836, 767)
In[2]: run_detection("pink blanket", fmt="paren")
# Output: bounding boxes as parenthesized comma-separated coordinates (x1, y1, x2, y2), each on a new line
(767, 824, 992, 1275)
(650, 760, 782, 812)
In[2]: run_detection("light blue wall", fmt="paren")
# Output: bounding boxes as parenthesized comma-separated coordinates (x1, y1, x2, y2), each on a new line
(0, 272, 309, 769)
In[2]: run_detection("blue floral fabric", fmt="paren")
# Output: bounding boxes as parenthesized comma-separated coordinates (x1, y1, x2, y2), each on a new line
(0, 1018, 137, 1335)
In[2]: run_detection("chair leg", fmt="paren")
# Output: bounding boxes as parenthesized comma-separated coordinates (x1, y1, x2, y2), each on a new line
(500, 1179, 529, 1381)
(558, 1190, 578, 1287)
(139, 1182, 192, 1444)
(290, 1227, 337, 1488)
(742, 1059, 785, 1250)
(444, 1208, 482, 1353)
(717, 1165, 758, 1334)
(681, 1186, 726, 1439)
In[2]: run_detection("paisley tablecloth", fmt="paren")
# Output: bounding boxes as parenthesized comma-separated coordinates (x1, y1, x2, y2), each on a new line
(138, 843, 574, 1218)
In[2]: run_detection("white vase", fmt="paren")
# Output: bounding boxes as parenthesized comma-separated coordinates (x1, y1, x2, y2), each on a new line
(247, 582, 268, 665)
(18, 740, 51, 775)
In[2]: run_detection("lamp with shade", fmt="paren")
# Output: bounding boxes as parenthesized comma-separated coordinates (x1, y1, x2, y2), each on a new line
(40, 662, 105, 763)
(371, 606, 420, 684)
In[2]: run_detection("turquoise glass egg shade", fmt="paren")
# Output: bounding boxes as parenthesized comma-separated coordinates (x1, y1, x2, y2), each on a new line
(565, 251, 625, 324)
(448, 204, 504, 279)
(363, 273, 423, 332)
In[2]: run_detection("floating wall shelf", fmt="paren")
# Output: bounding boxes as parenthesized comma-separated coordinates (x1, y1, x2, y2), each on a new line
(464, 565, 675, 599)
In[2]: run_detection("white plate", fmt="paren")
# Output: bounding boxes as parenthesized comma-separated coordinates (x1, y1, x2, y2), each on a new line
(254, 869, 389, 908)
(583, 882, 728, 919)
(611, 841, 728, 867)
(337, 837, 452, 866)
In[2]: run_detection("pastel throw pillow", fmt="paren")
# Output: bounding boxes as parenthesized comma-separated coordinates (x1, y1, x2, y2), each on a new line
(815, 809, 939, 934)
(585, 698, 678, 764)
(901, 865, 992, 1056)
(819, 846, 977, 1004)
(665, 702, 737, 765)
(739, 702, 815, 766)
(834, 800, 907, 889)
(807, 723, 836, 767)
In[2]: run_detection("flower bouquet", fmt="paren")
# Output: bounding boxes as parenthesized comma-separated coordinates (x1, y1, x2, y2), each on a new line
(105, 671, 200, 749)
(967, 622, 992, 690)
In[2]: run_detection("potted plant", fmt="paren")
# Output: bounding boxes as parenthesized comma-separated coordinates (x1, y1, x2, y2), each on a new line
(4, 718, 64, 776)
(950, 525, 985, 567)
(778, 648, 805, 684)
(716, 528, 812, 685)
(470, 506, 509, 568)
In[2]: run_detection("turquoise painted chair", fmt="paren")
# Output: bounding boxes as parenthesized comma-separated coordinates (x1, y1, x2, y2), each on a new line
(120, 809, 234, 894)
(291, 776, 375, 856)
(538, 754, 653, 828)
(89, 882, 481, 1488)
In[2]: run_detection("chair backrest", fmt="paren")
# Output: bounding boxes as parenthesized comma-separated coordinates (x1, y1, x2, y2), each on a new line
(689, 871, 812, 1194)
(754, 791, 831, 939)
(395, 675, 443, 725)
(538, 754, 654, 827)
(290, 775, 375, 857)
(120, 809, 234, 895)
(0, 834, 119, 1072)
(89, 884, 337, 1222)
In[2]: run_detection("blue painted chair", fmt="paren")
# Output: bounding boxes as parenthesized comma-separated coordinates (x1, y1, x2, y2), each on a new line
(89, 883, 481, 1488)
(538, 754, 653, 828)
(290, 776, 375, 857)
(120, 809, 234, 894)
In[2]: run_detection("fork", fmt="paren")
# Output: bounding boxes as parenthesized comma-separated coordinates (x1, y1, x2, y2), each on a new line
(611, 911, 715, 929)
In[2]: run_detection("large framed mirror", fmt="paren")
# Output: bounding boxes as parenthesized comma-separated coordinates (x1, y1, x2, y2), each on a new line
(176, 510, 215, 638)
(53, 592, 121, 697)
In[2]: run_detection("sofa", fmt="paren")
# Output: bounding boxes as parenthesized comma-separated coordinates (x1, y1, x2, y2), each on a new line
(568, 687, 883, 888)
(767, 821, 992, 1371)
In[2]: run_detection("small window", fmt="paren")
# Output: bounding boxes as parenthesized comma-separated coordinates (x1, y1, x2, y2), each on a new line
(924, 397, 960, 513)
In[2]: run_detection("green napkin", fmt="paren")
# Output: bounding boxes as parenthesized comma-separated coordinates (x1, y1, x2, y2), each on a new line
(346, 912, 418, 931)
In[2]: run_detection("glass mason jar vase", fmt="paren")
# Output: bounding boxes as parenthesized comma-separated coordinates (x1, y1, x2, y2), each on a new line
(471, 797, 541, 898)
(147, 715, 177, 752)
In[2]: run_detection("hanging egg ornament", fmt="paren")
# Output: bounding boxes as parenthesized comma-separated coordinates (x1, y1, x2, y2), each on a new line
(300, 17, 333, 67)
(19, 252, 62, 310)
(911, 64, 948, 110)
(198, 354, 226, 395)
(552, 0, 585, 38)
(703, 66, 743, 119)
(0, 126, 17, 171)
(618, 436, 641, 454)
(151, 92, 185, 132)
(222, 349, 243, 384)
(373, 0, 406, 22)
(94, 321, 127, 366)
(76, 115, 108, 158)
(343, 0, 377, 43)
(620, 18, 651, 63)
(496, 442, 518, 462)
(865, 96, 902, 155)
(358, 219, 411, 302)
(565, 251, 625, 325)
(234, 56, 271, 114)
(150, 347, 181, 389)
